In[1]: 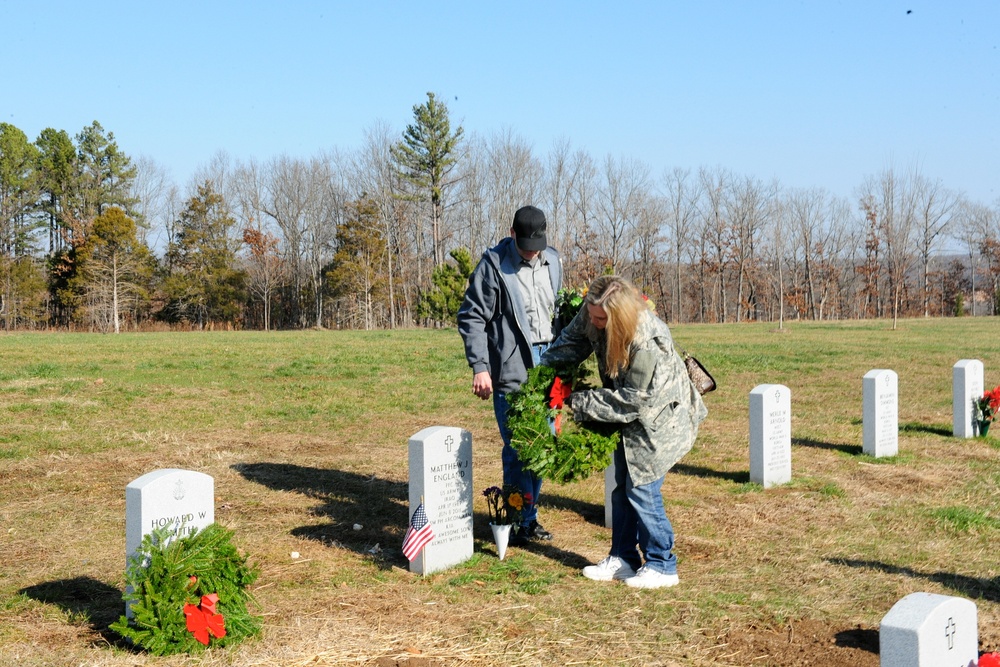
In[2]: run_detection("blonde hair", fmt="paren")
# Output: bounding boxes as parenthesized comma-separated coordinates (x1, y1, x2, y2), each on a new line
(585, 276, 645, 378)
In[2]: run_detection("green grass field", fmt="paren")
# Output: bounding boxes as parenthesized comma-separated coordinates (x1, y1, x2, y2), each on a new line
(1, 319, 998, 666)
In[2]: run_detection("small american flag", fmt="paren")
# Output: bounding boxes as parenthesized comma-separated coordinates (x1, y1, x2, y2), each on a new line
(401, 503, 434, 561)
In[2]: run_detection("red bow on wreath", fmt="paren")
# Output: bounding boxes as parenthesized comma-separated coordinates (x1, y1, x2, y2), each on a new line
(548, 376, 572, 409)
(184, 593, 227, 646)
(549, 376, 573, 435)
(980, 653, 1000, 667)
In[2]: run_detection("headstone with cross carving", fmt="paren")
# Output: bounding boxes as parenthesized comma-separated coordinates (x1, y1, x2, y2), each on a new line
(124, 468, 214, 616)
(749, 384, 792, 488)
(407, 426, 474, 575)
(879, 592, 978, 667)
(863, 369, 899, 457)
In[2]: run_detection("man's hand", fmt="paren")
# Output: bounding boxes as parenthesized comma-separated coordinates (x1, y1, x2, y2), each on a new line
(472, 371, 493, 400)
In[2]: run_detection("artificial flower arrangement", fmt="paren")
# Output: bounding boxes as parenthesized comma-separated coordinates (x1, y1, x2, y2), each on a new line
(482, 484, 531, 526)
(110, 523, 262, 655)
(981, 652, 1000, 667)
(506, 364, 620, 485)
(974, 385, 1000, 424)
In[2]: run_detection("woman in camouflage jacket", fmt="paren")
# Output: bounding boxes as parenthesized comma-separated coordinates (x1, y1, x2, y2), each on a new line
(540, 276, 707, 588)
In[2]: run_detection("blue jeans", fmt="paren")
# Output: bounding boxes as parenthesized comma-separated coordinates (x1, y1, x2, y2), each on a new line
(492, 343, 547, 528)
(609, 443, 677, 575)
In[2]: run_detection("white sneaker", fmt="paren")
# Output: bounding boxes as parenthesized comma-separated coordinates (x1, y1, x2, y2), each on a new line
(625, 565, 679, 589)
(582, 556, 636, 581)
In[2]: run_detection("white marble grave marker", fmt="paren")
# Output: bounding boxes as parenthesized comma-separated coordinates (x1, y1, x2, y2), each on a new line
(408, 426, 473, 575)
(126, 468, 215, 565)
(125, 469, 214, 616)
(879, 592, 978, 667)
(863, 369, 899, 457)
(952, 359, 984, 438)
(749, 384, 791, 488)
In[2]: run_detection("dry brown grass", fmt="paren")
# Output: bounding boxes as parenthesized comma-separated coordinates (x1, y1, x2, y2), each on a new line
(1, 321, 999, 666)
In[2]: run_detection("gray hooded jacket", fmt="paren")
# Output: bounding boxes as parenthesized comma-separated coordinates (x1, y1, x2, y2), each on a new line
(458, 237, 563, 394)
(541, 309, 708, 486)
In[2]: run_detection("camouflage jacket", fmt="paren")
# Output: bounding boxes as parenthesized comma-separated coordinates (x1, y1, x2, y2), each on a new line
(540, 309, 708, 486)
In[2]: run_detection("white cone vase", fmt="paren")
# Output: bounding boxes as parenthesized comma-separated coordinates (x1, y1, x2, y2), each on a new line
(490, 523, 512, 560)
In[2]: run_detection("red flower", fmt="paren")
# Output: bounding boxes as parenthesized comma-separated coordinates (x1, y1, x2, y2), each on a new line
(184, 593, 226, 646)
(554, 413, 563, 435)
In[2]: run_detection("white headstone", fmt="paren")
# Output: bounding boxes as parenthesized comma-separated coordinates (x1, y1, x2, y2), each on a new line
(863, 369, 899, 457)
(604, 462, 615, 528)
(407, 426, 473, 575)
(124, 469, 214, 616)
(879, 592, 978, 667)
(125, 468, 215, 564)
(953, 359, 984, 438)
(749, 384, 791, 488)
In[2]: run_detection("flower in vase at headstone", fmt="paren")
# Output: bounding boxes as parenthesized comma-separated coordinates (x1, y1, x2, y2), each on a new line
(490, 523, 512, 560)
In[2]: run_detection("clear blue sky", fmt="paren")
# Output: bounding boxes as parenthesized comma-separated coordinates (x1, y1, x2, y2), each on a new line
(4, 1, 998, 204)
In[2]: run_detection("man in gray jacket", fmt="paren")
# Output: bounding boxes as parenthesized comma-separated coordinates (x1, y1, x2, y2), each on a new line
(458, 205, 563, 545)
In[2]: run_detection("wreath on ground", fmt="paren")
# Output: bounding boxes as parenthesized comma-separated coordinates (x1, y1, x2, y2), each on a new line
(507, 363, 620, 485)
(110, 523, 262, 655)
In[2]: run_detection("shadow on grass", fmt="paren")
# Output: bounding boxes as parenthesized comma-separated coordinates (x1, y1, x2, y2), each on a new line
(19, 576, 128, 648)
(673, 463, 750, 485)
(234, 462, 595, 570)
(828, 558, 1000, 603)
(793, 437, 862, 456)
(848, 418, 953, 438)
(233, 462, 411, 567)
(542, 493, 605, 526)
(899, 421, 953, 437)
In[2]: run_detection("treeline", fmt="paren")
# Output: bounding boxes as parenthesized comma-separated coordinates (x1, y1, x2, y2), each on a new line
(1, 93, 999, 332)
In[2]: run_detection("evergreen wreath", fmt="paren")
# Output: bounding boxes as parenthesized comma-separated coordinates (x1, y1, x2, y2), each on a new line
(110, 523, 262, 655)
(507, 364, 620, 485)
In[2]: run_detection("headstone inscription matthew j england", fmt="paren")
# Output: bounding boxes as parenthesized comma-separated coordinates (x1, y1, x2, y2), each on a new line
(407, 426, 473, 575)
(863, 369, 898, 458)
(749, 384, 791, 488)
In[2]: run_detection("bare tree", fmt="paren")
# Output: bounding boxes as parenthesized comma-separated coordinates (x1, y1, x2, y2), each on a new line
(352, 121, 419, 328)
(727, 175, 775, 322)
(911, 174, 958, 316)
(660, 167, 701, 322)
(593, 155, 651, 274)
(486, 128, 542, 243)
(128, 155, 173, 249)
(859, 167, 919, 329)
(698, 167, 731, 322)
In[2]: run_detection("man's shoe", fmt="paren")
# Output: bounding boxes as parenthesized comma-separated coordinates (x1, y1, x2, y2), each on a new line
(508, 527, 530, 547)
(582, 556, 637, 581)
(524, 521, 553, 541)
(625, 565, 679, 589)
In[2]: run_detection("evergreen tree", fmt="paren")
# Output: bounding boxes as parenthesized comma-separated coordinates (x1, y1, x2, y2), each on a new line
(391, 92, 463, 266)
(416, 247, 473, 325)
(76, 207, 154, 332)
(163, 182, 247, 327)
(326, 197, 389, 329)
(0, 123, 46, 328)
(35, 127, 76, 254)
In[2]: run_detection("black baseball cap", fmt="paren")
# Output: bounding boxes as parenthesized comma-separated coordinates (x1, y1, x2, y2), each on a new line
(512, 205, 547, 252)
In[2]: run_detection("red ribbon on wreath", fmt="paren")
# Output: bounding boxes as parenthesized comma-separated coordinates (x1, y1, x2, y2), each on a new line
(548, 376, 571, 409)
(184, 593, 227, 645)
(548, 376, 573, 435)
